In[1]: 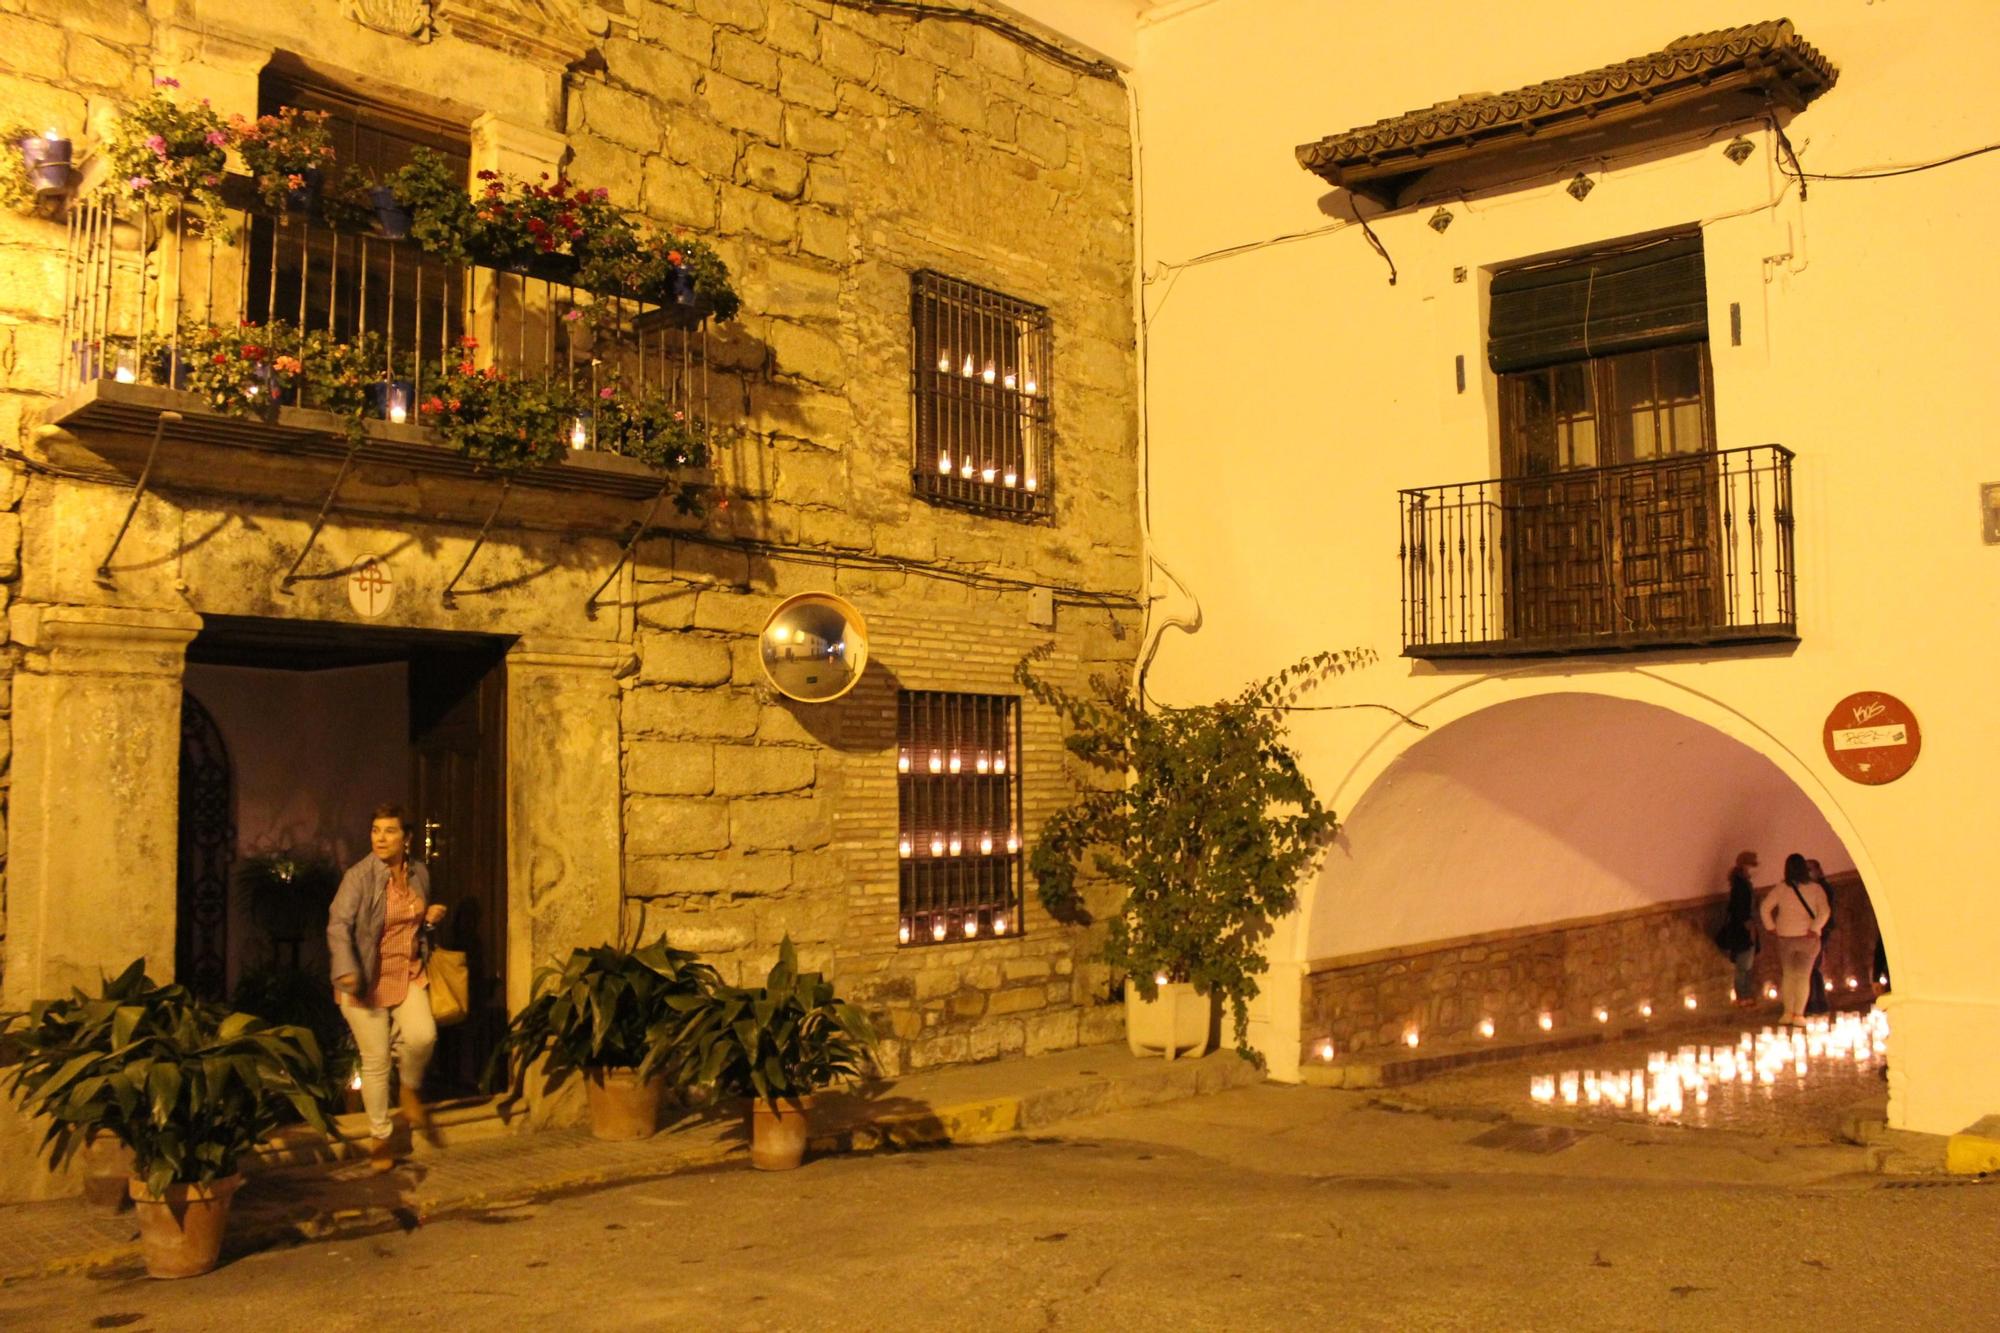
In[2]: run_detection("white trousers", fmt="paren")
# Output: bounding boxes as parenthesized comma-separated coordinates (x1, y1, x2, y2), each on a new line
(1775, 935, 1821, 1022)
(339, 984, 437, 1139)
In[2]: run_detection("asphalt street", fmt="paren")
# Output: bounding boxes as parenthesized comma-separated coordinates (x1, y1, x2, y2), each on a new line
(2, 1084, 1994, 1331)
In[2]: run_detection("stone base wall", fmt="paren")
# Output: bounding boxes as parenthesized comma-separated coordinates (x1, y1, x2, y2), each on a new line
(1300, 876, 1881, 1064)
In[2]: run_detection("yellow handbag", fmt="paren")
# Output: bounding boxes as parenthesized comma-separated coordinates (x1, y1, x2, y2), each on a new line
(428, 949, 471, 1027)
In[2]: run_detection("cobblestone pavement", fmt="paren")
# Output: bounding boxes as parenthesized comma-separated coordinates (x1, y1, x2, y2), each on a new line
(0, 1083, 1993, 1332)
(1388, 1016, 1892, 1142)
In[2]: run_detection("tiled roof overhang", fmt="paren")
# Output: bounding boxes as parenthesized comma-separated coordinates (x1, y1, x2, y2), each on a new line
(1296, 19, 1837, 207)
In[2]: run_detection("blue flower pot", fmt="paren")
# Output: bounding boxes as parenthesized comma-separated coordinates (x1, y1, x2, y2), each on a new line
(283, 168, 324, 219)
(370, 186, 412, 240)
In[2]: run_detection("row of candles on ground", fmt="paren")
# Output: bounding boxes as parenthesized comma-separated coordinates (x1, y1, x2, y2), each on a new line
(935, 351, 1038, 395)
(900, 747, 1008, 775)
(1320, 975, 1874, 1057)
(899, 830, 1020, 859)
(899, 913, 1011, 944)
(1527, 1011, 1890, 1118)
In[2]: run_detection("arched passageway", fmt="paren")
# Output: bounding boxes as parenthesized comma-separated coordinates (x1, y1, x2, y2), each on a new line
(1298, 693, 1884, 1067)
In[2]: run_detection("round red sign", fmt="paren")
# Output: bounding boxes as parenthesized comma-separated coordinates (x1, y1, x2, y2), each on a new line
(1822, 691, 1921, 785)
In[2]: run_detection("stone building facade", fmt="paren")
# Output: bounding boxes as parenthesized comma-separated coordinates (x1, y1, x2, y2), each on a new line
(0, 0, 1140, 1199)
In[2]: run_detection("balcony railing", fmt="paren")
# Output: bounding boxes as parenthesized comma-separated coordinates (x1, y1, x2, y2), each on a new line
(1398, 444, 1796, 658)
(53, 181, 721, 485)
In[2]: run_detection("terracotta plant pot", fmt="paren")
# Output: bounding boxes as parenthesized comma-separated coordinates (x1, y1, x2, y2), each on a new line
(128, 1174, 242, 1279)
(749, 1094, 813, 1171)
(583, 1066, 668, 1141)
(82, 1131, 136, 1210)
(1125, 981, 1214, 1061)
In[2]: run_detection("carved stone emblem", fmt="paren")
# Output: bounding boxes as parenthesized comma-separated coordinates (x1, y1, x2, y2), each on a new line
(342, 0, 435, 42)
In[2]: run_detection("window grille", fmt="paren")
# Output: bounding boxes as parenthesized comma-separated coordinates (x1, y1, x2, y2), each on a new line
(910, 271, 1051, 518)
(897, 691, 1022, 945)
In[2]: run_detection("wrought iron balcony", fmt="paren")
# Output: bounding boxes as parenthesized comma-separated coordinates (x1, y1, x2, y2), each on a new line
(1398, 445, 1796, 658)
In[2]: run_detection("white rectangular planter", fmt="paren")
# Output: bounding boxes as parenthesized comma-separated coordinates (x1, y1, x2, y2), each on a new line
(1125, 981, 1214, 1060)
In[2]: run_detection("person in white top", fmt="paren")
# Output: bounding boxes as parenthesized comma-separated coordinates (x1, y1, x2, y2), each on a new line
(1759, 852, 1831, 1026)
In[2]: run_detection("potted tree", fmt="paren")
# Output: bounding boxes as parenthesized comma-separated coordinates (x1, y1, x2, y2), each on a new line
(667, 937, 875, 1171)
(1, 961, 335, 1279)
(1018, 647, 1374, 1063)
(486, 937, 720, 1140)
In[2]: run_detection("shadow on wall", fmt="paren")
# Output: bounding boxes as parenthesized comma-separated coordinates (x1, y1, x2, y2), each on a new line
(1308, 692, 1853, 960)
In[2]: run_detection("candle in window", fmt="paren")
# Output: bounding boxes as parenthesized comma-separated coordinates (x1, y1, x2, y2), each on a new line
(899, 920, 911, 944)
(1023, 376, 1038, 395)
(1478, 1019, 1494, 1039)
(897, 749, 911, 773)
(928, 751, 943, 774)
(975, 752, 990, 774)
(960, 459, 974, 479)
(961, 354, 975, 378)
(948, 751, 961, 774)
(948, 835, 962, 856)
(993, 754, 1007, 774)
(981, 466, 997, 483)
(1003, 470, 1017, 487)
(112, 346, 138, 384)
(929, 836, 944, 858)
(1003, 371, 1016, 390)
(937, 450, 952, 474)
(898, 837, 912, 858)
(979, 832, 993, 855)
(964, 918, 979, 938)
(981, 362, 996, 385)
(937, 352, 951, 374)
(992, 915, 1008, 935)
(1005, 833, 1019, 854)
(1538, 1013, 1553, 1032)
(932, 920, 948, 942)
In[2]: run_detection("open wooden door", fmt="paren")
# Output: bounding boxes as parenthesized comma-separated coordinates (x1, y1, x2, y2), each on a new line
(410, 644, 509, 1099)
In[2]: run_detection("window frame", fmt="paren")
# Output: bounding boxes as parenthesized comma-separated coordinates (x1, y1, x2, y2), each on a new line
(909, 270, 1053, 520)
(895, 690, 1023, 946)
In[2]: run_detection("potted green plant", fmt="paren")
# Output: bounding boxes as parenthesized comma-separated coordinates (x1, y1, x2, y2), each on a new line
(1018, 647, 1375, 1064)
(106, 78, 231, 227)
(383, 148, 475, 262)
(1, 960, 335, 1279)
(418, 335, 585, 469)
(666, 937, 875, 1171)
(229, 105, 335, 215)
(486, 937, 721, 1140)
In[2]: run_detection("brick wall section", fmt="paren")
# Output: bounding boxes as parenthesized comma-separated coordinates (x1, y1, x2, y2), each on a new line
(1301, 877, 1883, 1064)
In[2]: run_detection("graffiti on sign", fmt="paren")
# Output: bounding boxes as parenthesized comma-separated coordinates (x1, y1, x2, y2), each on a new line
(1822, 691, 1920, 785)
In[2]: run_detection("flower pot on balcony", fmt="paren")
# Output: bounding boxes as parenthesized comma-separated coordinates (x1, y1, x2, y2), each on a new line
(520, 249, 580, 287)
(282, 168, 323, 220)
(129, 1174, 242, 1279)
(369, 185, 412, 240)
(1125, 981, 1214, 1061)
(146, 345, 192, 389)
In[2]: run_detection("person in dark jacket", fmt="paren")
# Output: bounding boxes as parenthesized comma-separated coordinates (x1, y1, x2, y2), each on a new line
(328, 803, 446, 1171)
(1719, 850, 1761, 1006)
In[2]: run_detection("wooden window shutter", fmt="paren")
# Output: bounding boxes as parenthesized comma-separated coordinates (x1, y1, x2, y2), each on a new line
(1488, 233, 1708, 374)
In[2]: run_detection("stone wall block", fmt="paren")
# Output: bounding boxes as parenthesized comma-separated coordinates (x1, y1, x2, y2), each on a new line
(581, 82, 662, 153)
(805, 163, 849, 208)
(933, 76, 987, 134)
(0, 13, 65, 73)
(23, 0, 147, 45)
(702, 73, 784, 144)
(817, 24, 877, 82)
(624, 686, 761, 739)
(728, 795, 832, 850)
(605, 38, 702, 105)
(763, 5, 818, 57)
(638, 633, 734, 685)
(626, 796, 731, 855)
(645, 906, 756, 955)
(1024, 1007, 1080, 1056)
(641, 157, 720, 230)
(719, 181, 797, 245)
(66, 35, 138, 91)
(741, 142, 808, 200)
(874, 52, 934, 109)
(1016, 110, 1069, 169)
(626, 849, 792, 900)
(713, 743, 814, 795)
(782, 107, 847, 158)
(797, 208, 848, 262)
(716, 30, 780, 88)
(665, 116, 743, 178)
(987, 986, 1046, 1016)
(625, 739, 716, 795)
(775, 55, 838, 113)
(689, 589, 771, 635)
(695, 0, 766, 32)
(971, 28, 1025, 81)
(638, 4, 715, 63)
(763, 318, 843, 386)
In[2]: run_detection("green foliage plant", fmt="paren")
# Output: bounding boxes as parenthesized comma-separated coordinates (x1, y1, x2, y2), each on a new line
(228, 106, 336, 210)
(384, 149, 476, 265)
(1017, 646, 1377, 1061)
(485, 937, 722, 1098)
(2, 123, 39, 213)
(663, 937, 875, 1107)
(0, 960, 336, 1197)
(417, 334, 585, 470)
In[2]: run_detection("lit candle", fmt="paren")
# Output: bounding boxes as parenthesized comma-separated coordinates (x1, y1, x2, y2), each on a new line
(992, 915, 1007, 935)
(928, 751, 943, 774)
(1765, 985, 1779, 1001)
(1024, 474, 1038, 492)
(961, 354, 975, 377)
(929, 836, 944, 857)
(899, 921, 911, 944)
(1684, 995, 1699, 1011)
(1639, 1003, 1653, 1019)
(1005, 833, 1019, 854)
(960, 460, 974, 479)
(898, 837, 912, 858)
(1477, 1019, 1494, 1039)
(1023, 376, 1037, 395)
(979, 833, 993, 855)
(981, 362, 996, 385)
(981, 466, 997, 483)
(1002, 470, 1017, 487)
(937, 353, 951, 373)
(1154, 973, 1170, 988)
(1403, 1029, 1420, 1049)
(1319, 1041, 1336, 1063)
(387, 386, 409, 424)
(993, 754, 1007, 774)
(1538, 1013, 1553, 1032)
(570, 417, 589, 450)
(1559, 1073, 1579, 1104)
(1845, 976, 1859, 990)
(349, 1070, 363, 1092)
(948, 751, 961, 774)
(937, 451, 952, 474)
(1594, 1008, 1610, 1024)
(932, 920, 948, 942)
(964, 918, 979, 938)
(1003, 371, 1016, 390)
(897, 749, 911, 773)
(975, 752, 990, 774)
(948, 836, 962, 856)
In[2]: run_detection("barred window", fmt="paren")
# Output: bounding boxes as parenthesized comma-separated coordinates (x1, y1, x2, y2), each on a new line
(896, 691, 1022, 945)
(910, 271, 1052, 518)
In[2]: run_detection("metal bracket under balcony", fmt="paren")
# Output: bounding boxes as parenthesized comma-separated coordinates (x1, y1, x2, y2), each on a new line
(1398, 444, 1797, 659)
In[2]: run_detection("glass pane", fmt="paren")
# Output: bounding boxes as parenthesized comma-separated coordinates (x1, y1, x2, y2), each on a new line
(1553, 362, 1598, 469)
(1656, 345, 1706, 455)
